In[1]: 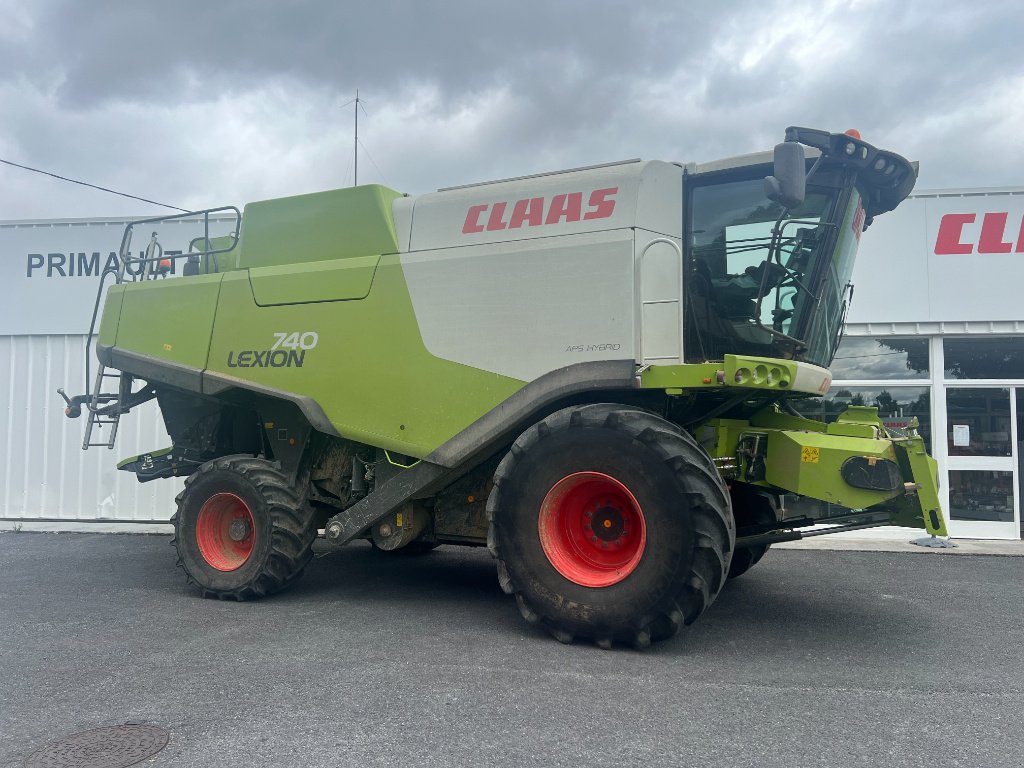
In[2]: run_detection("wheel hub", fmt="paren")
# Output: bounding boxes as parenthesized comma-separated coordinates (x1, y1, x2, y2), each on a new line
(538, 471, 647, 588)
(228, 518, 251, 542)
(588, 504, 626, 542)
(195, 492, 256, 572)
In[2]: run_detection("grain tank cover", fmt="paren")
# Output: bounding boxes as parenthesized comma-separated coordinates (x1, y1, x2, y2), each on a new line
(405, 160, 683, 252)
(237, 184, 403, 269)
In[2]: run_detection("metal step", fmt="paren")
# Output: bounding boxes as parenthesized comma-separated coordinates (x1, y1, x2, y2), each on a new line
(82, 366, 123, 450)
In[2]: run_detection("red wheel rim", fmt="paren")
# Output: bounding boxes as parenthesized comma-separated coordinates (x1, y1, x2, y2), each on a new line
(196, 492, 255, 571)
(538, 471, 647, 587)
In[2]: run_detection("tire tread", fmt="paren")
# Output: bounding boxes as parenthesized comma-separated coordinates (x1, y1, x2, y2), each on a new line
(487, 404, 734, 647)
(171, 455, 316, 601)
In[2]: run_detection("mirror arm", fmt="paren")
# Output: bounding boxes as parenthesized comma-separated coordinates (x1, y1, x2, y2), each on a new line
(803, 153, 823, 186)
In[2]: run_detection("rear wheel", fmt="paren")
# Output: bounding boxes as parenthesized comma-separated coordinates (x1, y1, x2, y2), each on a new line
(171, 455, 316, 600)
(488, 404, 734, 648)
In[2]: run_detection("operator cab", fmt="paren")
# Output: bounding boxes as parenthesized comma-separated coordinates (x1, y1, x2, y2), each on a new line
(683, 127, 916, 369)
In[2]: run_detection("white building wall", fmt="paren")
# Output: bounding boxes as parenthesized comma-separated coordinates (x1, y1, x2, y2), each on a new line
(0, 334, 181, 529)
(0, 214, 236, 530)
(848, 186, 1024, 325)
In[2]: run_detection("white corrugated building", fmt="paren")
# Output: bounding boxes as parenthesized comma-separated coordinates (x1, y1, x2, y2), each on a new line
(0, 215, 235, 532)
(2, 189, 1023, 540)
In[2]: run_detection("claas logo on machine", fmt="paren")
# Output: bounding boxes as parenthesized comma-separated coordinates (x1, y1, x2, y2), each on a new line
(462, 187, 618, 234)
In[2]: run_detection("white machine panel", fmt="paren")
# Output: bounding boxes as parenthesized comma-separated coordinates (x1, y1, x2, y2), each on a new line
(406, 161, 682, 252)
(401, 229, 636, 382)
(638, 235, 684, 362)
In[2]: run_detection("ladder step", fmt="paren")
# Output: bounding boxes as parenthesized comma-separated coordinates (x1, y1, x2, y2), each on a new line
(84, 364, 123, 451)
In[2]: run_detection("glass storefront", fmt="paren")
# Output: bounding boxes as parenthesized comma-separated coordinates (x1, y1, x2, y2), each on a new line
(945, 388, 1011, 457)
(947, 470, 1015, 523)
(773, 334, 1024, 538)
(817, 334, 1024, 539)
(943, 337, 1024, 380)
(941, 339, 1024, 537)
(830, 336, 929, 380)
(720, 333, 1024, 538)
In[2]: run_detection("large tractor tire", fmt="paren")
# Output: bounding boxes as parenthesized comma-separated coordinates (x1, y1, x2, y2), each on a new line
(171, 455, 316, 600)
(487, 404, 734, 649)
(727, 484, 779, 580)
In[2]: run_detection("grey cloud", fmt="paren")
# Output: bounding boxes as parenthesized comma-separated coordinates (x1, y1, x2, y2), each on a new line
(1, 0, 1023, 220)
(31, 0, 738, 108)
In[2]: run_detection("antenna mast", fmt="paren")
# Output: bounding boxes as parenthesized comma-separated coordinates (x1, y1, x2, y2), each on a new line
(342, 90, 368, 187)
(354, 89, 359, 186)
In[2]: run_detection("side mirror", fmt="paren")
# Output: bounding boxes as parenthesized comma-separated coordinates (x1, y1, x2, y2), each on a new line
(764, 141, 806, 209)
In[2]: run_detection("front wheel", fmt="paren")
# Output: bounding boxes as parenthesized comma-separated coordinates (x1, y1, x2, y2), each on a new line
(171, 456, 316, 600)
(488, 404, 734, 648)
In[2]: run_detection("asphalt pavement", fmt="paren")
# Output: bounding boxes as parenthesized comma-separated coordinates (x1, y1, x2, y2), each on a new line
(0, 532, 1021, 768)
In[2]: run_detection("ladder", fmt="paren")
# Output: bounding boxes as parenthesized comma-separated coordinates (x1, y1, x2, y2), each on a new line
(82, 365, 126, 450)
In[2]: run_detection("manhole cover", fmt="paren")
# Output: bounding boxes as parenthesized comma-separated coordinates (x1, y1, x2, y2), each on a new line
(24, 724, 169, 768)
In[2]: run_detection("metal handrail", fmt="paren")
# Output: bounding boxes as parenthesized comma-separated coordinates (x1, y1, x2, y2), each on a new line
(116, 205, 242, 282)
(82, 206, 242, 410)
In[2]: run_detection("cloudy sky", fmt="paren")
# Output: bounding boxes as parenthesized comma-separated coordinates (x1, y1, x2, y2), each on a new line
(1, 0, 1021, 220)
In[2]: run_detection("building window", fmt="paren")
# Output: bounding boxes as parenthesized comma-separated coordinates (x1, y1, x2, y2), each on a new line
(944, 337, 1024, 379)
(947, 470, 1015, 523)
(830, 336, 928, 380)
(946, 387, 1011, 457)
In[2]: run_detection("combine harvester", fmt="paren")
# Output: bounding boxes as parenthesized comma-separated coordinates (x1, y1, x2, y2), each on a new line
(61, 126, 945, 648)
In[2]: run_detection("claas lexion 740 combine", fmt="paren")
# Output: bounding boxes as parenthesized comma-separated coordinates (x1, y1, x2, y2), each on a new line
(61, 126, 946, 648)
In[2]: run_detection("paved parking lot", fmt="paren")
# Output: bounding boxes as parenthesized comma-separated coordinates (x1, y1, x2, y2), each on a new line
(1, 532, 1021, 767)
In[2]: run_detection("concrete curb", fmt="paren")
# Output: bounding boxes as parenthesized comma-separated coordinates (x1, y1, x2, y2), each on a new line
(775, 536, 1024, 556)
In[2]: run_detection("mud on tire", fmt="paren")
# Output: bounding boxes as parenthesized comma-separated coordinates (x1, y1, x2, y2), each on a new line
(487, 404, 734, 648)
(171, 455, 317, 600)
